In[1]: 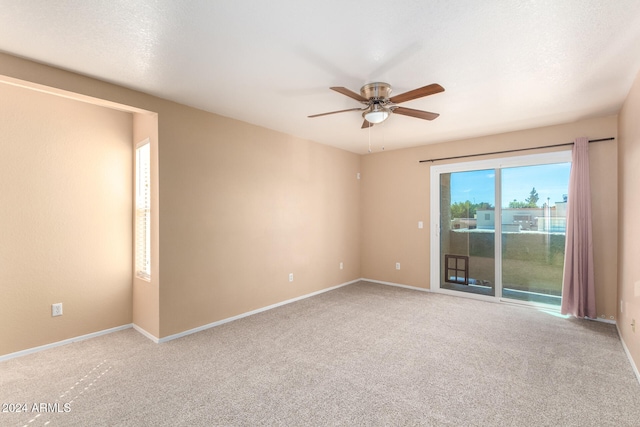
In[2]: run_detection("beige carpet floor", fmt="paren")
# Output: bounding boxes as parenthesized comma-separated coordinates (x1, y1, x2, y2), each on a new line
(1, 281, 639, 426)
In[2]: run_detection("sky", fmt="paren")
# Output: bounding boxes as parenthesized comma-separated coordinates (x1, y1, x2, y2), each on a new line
(448, 162, 571, 207)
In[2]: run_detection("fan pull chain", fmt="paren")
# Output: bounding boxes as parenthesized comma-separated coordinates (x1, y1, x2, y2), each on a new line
(368, 123, 372, 153)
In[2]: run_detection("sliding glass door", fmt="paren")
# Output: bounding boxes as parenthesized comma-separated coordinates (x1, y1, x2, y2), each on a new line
(431, 152, 571, 307)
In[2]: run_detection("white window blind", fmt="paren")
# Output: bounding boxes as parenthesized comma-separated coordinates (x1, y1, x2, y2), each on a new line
(135, 141, 151, 280)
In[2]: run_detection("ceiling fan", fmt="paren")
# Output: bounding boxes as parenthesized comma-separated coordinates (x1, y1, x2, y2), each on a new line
(308, 82, 444, 128)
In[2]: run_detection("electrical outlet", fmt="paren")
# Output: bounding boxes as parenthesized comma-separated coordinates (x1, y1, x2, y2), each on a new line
(396, 262, 401, 270)
(340, 262, 343, 270)
(288, 273, 293, 282)
(52, 303, 63, 317)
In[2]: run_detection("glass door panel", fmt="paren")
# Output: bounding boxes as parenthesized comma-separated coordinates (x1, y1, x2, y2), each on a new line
(440, 170, 495, 296)
(500, 163, 571, 305)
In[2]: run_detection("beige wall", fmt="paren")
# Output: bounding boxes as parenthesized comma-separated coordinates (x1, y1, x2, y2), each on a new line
(157, 103, 361, 337)
(0, 52, 361, 351)
(0, 82, 133, 356)
(618, 69, 640, 371)
(361, 116, 618, 319)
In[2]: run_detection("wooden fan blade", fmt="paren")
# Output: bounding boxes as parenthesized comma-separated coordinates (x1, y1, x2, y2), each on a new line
(330, 87, 368, 102)
(361, 120, 374, 129)
(393, 106, 440, 121)
(389, 83, 444, 104)
(308, 107, 363, 118)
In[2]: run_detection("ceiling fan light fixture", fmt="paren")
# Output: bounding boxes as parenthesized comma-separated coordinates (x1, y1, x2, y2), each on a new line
(363, 104, 390, 124)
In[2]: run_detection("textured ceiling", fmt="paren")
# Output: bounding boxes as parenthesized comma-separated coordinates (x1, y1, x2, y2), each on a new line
(1, 1, 640, 154)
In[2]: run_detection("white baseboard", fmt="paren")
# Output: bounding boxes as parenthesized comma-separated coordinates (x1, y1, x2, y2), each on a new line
(132, 323, 160, 343)
(0, 324, 132, 363)
(156, 279, 361, 344)
(361, 278, 430, 293)
(591, 317, 617, 325)
(616, 323, 640, 386)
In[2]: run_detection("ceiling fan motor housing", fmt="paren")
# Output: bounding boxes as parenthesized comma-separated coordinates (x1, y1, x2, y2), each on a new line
(360, 82, 392, 102)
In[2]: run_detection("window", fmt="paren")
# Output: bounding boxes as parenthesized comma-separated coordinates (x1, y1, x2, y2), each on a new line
(135, 140, 151, 280)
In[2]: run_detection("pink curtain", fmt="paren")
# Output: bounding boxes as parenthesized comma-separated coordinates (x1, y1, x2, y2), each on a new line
(561, 137, 596, 318)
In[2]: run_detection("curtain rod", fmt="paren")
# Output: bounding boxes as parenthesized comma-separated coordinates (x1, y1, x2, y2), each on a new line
(418, 137, 615, 163)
